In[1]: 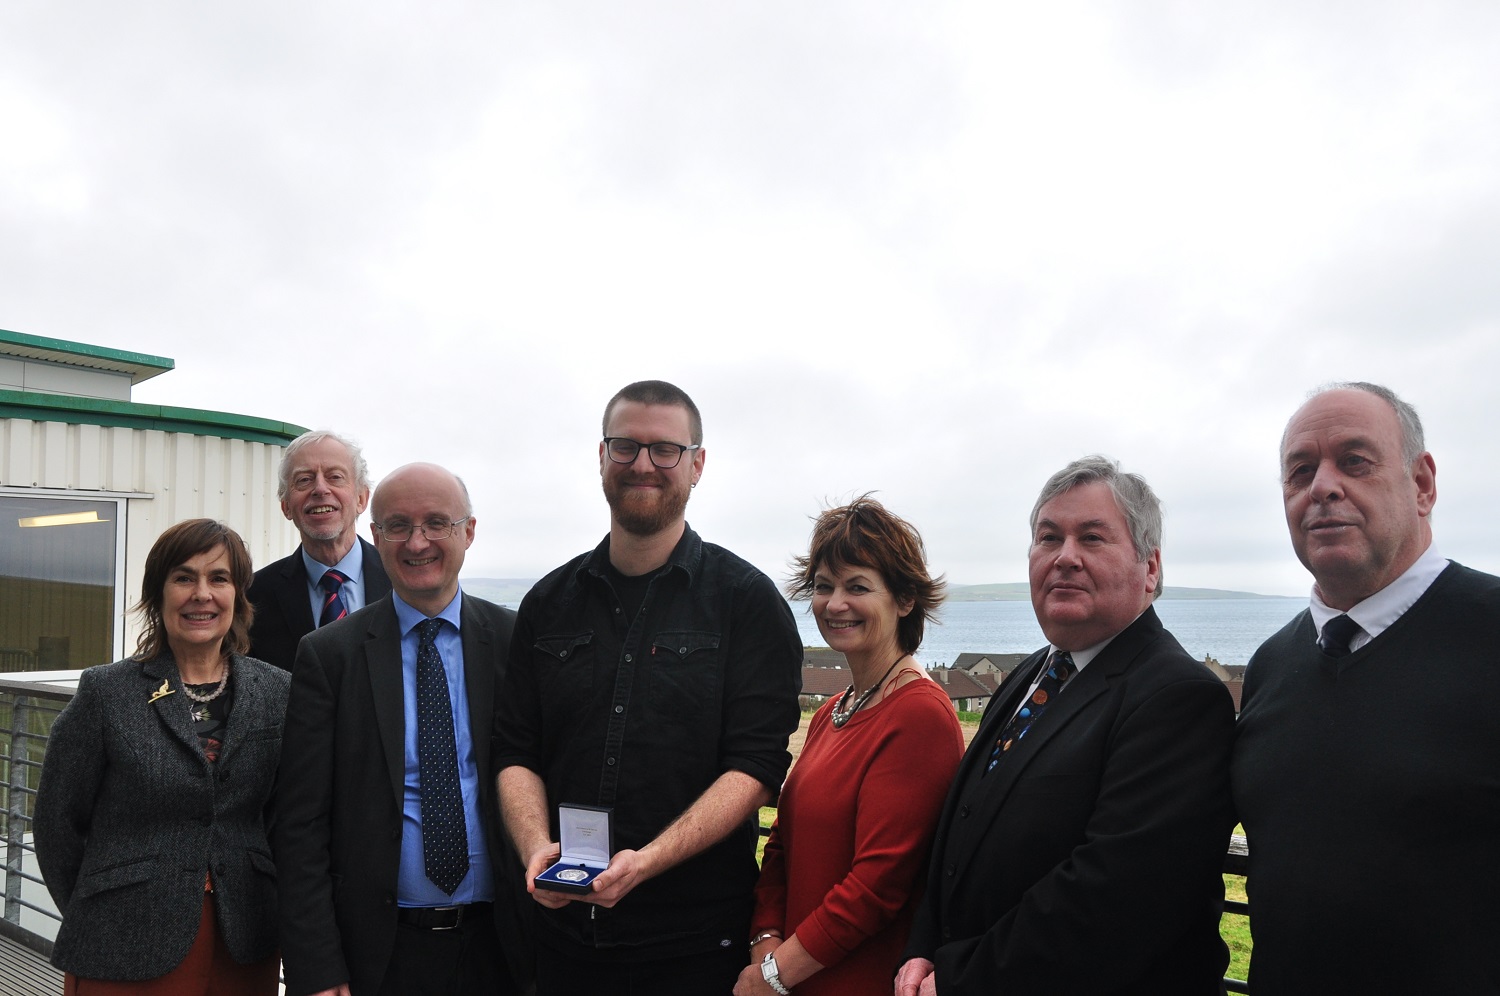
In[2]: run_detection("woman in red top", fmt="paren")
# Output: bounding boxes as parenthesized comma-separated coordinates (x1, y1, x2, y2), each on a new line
(738, 496, 964, 996)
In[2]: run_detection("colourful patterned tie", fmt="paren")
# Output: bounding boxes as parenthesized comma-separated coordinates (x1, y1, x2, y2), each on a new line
(1319, 614, 1361, 658)
(416, 618, 469, 894)
(317, 569, 350, 628)
(987, 650, 1077, 774)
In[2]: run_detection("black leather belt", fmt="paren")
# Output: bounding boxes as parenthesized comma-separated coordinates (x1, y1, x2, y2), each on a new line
(396, 902, 491, 931)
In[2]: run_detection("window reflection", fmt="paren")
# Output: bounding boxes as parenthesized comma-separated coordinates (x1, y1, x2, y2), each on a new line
(0, 496, 118, 672)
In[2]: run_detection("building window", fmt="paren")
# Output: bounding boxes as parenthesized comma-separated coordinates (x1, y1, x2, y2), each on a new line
(0, 494, 123, 672)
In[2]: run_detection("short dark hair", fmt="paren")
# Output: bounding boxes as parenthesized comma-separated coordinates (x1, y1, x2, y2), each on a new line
(602, 380, 703, 445)
(134, 519, 255, 661)
(787, 494, 945, 654)
(1030, 456, 1164, 597)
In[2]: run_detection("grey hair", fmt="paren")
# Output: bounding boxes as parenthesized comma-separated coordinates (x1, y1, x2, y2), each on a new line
(277, 430, 371, 501)
(1293, 382, 1426, 467)
(454, 474, 474, 518)
(1030, 455, 1164, 596)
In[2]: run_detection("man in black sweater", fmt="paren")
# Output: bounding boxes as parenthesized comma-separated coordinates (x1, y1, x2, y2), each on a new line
(1233, 382, 1500, 994)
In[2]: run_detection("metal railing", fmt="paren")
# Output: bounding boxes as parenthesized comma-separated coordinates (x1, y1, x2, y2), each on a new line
(1, 676, 71, 956)
(4, 674, 1254, 990)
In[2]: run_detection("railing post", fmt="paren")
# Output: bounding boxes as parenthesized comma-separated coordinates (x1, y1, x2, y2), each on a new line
(3, 694, 31, 926)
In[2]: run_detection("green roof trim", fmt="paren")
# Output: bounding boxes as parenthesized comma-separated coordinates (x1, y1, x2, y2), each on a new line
(0, 328, 175, 384)
(0, 389, 307, 445)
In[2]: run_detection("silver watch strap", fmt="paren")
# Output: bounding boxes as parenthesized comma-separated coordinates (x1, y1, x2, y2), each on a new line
(761, 951, 791, 995)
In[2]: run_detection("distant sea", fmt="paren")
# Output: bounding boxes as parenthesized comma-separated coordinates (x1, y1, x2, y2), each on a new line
(788, 597, 1308, 668)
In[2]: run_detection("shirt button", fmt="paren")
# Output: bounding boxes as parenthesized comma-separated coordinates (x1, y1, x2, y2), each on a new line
(945, 864, 955, 877)
(606, 757, 617, 766)
(679, 647, 687, 654)
(624, 654, 633, 663)
(614, 607, 621, 614)
(614, 705, 624, 714)
(959, 805, 970, 818)
(559, 650, 567, 658)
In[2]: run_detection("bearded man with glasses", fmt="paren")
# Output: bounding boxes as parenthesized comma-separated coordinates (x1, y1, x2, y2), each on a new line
(497, 380, 803, 995)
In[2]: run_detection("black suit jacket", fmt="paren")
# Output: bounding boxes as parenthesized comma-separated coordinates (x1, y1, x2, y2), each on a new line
(905, 607, 1235, 995)
(248, 538, 392, 671)
(272, 593, 528, 996)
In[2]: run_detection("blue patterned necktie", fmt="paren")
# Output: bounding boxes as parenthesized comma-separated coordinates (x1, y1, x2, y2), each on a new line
(416, 618, 469, 894)
(1319, 614, 1361, 658)
(317, 569, 350, 627)
(987, 650, 1077, 774)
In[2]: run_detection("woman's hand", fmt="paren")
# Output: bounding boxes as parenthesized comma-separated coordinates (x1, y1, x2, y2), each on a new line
(734, 957, 780, 996)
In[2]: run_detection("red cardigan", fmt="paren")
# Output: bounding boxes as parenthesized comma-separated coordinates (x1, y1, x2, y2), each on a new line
(752, 678, 963, 994)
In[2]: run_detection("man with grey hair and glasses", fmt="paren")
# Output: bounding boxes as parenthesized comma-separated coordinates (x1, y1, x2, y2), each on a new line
(1233, 383, 1500, 993)
(249, 429, 390, 670)
(898, 456, 1235, 996)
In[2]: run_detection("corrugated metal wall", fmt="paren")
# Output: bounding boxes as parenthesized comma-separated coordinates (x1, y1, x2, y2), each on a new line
(1, 418, 299, 656)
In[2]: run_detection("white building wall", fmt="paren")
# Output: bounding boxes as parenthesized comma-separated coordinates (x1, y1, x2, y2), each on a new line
(0, 417, 298, 654)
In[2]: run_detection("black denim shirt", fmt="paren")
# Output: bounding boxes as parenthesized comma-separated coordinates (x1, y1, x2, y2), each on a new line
(494, 526, 803, 960)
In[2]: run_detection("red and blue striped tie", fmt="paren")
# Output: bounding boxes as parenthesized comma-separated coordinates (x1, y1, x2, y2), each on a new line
(318, 569, 350, 627)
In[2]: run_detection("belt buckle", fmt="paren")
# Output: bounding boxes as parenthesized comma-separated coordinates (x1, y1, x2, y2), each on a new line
(433, 904, 463, 931)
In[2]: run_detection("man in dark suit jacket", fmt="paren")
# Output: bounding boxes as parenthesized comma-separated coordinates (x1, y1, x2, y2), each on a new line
(248, 429, 391, 670)
(899, 456, 1236, 996)
(273, 463, 527, 996)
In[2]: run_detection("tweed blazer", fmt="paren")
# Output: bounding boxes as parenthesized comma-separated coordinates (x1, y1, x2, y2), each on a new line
(34, 653, 291, 981)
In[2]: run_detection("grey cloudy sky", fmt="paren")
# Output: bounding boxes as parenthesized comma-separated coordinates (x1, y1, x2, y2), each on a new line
(4, 1, 1498, 596)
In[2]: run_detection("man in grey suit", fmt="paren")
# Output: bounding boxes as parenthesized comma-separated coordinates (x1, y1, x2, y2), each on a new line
(248, 429, 391, 670)
(274, 463, 526, 996)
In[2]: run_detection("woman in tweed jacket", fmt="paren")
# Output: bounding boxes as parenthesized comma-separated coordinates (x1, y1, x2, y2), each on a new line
(35, 518, 290, 995)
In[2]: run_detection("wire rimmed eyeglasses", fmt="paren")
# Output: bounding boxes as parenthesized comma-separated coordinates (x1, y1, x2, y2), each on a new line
(602, 437, 701, 469)
(371, 517, 470, 543)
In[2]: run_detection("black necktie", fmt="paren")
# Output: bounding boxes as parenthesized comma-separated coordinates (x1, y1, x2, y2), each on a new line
(318, 569, 350, 627)
(416, 618, 469, 894)
(987, 650, 1076, 773)
(1319, 614, 1362, 658)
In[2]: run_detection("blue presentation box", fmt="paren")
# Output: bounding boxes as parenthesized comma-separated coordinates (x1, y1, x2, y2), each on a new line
(535, 804, 613, 895)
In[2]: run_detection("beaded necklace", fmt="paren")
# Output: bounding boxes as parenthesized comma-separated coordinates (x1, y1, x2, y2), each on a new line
(830, 654, 907, 728)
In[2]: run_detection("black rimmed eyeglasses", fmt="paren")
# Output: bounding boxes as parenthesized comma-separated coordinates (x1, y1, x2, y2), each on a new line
(602, 437, 701, 469)
(371, 517, 470, 543)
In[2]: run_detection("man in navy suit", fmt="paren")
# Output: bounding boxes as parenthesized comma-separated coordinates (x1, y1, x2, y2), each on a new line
(248, 429, 390, 669)
(274, 462, 526, 995)
(898, 456, 1235, 996)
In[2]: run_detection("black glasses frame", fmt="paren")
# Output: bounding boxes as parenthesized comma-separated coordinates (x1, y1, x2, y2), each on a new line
(602, 437, 701, 470)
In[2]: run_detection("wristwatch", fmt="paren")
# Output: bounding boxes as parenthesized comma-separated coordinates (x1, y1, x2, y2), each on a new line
(761, 951, 791, 995)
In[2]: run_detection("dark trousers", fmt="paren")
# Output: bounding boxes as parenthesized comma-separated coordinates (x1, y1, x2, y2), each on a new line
(534, 944, 743, 996)
(377, 904, 513, 996)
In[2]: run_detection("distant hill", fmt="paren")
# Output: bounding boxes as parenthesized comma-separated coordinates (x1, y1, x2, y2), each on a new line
(461, 578, 536, 605)
(465, 577, 1293, 606)
(947, 582, 1292, 602)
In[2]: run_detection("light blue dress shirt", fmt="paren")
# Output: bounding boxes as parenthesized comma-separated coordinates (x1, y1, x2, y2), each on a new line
(391, 588, 495, 907)
(301, 542, 369, 625)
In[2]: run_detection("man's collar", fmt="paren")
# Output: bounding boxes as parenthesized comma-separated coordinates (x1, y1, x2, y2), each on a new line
(1309, 542, 1448, 639)
(392, 587, 464, 635)
(302, 540, 363, 584)
(582, 523, 703, 584)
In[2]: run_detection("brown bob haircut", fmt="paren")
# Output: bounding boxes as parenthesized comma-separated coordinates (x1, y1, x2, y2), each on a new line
(133, 518, 256, 661)
(787, 494, 945, 655)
